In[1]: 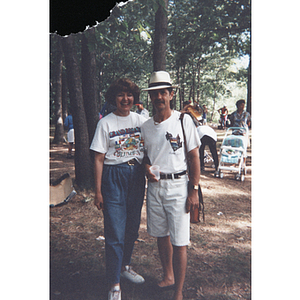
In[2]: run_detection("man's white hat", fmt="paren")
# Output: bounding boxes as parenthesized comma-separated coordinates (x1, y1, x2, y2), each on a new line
(142, 71, 178, 91)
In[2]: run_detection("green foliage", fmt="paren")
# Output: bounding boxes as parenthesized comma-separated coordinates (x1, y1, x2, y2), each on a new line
(50, 0, 250, 119)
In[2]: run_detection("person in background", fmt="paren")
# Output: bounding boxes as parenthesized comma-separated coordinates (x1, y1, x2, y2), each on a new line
(90, 78, 147, 300)
(218, 105, 228, 129)
(183, 100, 191, 107)
(229, 99, 251, 169)
(230, 99, 251, 129)
(202, 104, 208, 125)
(135, 101, 150, 119)
(64, 112, 74, 158)
(197, 125, 219, 172)
(141, 71, 200, 300)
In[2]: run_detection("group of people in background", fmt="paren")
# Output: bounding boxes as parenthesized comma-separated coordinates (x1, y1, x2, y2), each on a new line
(64, 71, 251, 300)
(217, 101, 251, 130)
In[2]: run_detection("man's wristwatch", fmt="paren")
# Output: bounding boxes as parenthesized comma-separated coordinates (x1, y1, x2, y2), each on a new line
(192, 184, 199, 190)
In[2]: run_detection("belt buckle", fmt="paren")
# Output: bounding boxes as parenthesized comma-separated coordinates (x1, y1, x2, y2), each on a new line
(128, 159, 135, 166)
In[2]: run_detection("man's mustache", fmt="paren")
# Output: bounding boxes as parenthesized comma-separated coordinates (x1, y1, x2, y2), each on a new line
(154, 99, 164, 104)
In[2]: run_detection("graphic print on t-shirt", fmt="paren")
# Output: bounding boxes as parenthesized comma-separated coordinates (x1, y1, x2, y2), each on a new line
(165, 131, 182, 152)
(111, 128, 144, 158)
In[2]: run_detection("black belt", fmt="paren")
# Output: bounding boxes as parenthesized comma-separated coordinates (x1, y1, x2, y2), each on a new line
(160, 170, 187, 179)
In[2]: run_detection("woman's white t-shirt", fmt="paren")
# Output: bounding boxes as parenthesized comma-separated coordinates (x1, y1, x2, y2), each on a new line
(141, 111, 201, 174)
(90, 112, 147, 165)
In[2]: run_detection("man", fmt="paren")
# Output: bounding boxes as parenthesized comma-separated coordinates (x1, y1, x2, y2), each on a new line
(217, 105, 228, 129)
(141, 71, 201, 300)
(135, 101, 150, 119)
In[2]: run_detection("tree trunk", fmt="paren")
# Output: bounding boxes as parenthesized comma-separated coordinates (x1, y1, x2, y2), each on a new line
(153, 0, 168, 71)
(61, 35, 94, 190)
(180, 64, 186, 109)
(62, 69, 69, 121)
(176, 66, 181, 111)
(196, 58, 201, 103)
(211, 82, 217, 121)
(81, 28, 99, 147)
(52, 36, 65, 145)
(246, 58, 251, 115)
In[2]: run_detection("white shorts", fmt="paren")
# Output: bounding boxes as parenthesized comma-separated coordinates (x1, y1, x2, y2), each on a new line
(67, 129, 74, 143)
(146, 175, 190, 246)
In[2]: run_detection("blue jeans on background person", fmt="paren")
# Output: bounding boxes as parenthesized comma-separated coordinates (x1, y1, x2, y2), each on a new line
(101, 162, 145, 285)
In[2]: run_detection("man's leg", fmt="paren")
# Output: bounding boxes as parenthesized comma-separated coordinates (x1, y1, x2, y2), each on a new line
(172, 245, 187, 300)
(157, 236, 175, 287)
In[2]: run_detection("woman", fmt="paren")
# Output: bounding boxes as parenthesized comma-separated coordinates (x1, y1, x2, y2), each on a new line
(90, 78, 147, 300)
(229, 99, 251, 169)
(230, 99, 251, 129)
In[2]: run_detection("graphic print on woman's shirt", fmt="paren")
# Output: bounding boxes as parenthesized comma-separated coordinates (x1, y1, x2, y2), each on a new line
(110, 127, 144, 158)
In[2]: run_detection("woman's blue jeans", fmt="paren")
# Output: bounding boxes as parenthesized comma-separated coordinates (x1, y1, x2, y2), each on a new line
(101, 162, 145, 285)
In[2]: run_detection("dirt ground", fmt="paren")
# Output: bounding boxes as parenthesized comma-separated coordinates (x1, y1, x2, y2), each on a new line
(50, 128, 251, 300)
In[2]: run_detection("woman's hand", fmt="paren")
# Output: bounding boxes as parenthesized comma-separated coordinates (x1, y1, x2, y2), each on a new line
(94, 152, 105, 211)
(94, 191, 104, 211)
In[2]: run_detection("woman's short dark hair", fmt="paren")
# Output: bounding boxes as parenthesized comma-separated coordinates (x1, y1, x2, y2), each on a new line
(105, 78, 140, 105)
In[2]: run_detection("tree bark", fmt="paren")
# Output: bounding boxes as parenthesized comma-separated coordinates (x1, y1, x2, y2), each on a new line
(153, 0, 168, 71)
(61, 34, 94, 189)
(62, 70, 69, 121)
(81, 28, 99, 147)
(211, 82, 217, 121)
(180, 64, 186, 109)
(246, 58, 251, 115)
(52, 36, 65, 144)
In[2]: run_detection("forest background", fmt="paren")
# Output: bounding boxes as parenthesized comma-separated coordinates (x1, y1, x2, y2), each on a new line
(1, 1, 299, 300)
(50, 0, 251, 189)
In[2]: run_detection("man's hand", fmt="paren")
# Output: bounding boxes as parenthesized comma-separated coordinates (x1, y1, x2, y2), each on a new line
(94, 192, 104, 211)
(145, 164, 159, 182)
(186, 147, 200, 213)
(186, 188, 199, 213)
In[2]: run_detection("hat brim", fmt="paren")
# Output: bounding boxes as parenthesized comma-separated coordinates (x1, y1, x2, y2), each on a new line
(142, 85, 178, 91)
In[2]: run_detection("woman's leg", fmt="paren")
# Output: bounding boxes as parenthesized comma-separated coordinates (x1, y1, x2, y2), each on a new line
(122, 164, 145, 266)
(102, 165, 129, 286)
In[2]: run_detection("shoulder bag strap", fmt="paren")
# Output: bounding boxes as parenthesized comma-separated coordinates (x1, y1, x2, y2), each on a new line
(179, 113, 205, 221)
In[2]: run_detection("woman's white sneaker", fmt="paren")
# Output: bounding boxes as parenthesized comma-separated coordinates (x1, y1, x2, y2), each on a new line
(108, 289, 121, 300)
(120, 265, 145, 284)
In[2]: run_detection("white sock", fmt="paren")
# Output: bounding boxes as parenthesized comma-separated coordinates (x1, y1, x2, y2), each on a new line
(111, 285, 120, 292)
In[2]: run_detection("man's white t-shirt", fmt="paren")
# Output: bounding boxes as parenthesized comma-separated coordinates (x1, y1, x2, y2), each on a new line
(141, 110, 201, 174)
(197, 125, 217, 141)
(90, 112, 146, 165)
